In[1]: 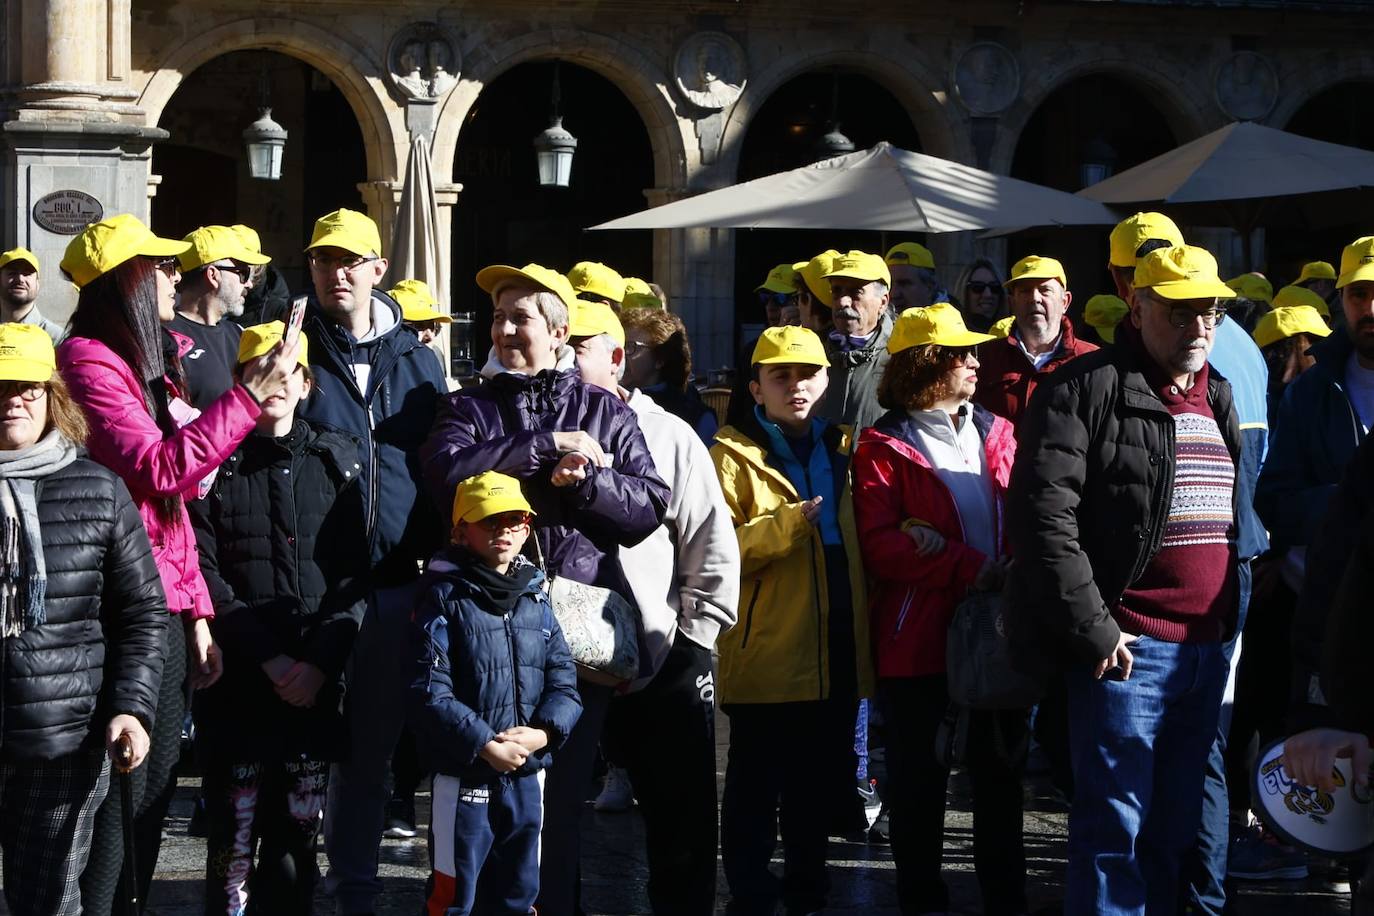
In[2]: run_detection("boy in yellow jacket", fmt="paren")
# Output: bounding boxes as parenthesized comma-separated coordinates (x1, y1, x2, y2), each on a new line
(710, 325, 872, 916)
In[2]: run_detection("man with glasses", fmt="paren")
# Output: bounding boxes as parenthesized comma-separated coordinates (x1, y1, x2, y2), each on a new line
(1010, 245, 1244, 915)
(169, 225, 269, 408)
(302, 208, 449, 916)
(973, 255, 1095, 426)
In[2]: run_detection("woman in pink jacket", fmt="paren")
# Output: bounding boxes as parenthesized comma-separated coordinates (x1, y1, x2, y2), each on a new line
(54, 214, 298, 916)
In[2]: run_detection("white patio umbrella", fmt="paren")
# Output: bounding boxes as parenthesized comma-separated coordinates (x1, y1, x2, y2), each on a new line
(387, 133, 447, 318)
(590, 141, 1121, 232)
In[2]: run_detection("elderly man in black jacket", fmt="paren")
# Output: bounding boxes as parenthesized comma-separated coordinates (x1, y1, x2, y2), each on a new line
(1009, 245, 1245, 916)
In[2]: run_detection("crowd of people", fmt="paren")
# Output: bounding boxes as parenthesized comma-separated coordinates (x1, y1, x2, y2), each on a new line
(0, 200, 1370, 916)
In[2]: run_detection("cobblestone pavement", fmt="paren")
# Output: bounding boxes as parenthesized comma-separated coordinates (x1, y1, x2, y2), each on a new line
(0, 711, 1355, 914)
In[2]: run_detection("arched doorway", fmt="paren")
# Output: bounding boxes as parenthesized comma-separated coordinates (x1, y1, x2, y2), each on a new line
(152, 50, 368, 294)
(732, 70, 922, 340)
(1008, 73, 1179, 303)
(1269, 80, 1374, 287)
(451, 60, 654, 326)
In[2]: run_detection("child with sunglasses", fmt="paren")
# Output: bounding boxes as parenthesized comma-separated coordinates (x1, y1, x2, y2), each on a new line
(408, 470, 582, 916)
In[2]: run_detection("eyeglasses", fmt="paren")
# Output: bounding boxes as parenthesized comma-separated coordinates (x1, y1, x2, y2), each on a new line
(758, 291, 796, 307)
(308, 253, 378, 274)
(474, 511, 533, 533)
(211, 262, 251, 283)
(0, 381, 45, 402)
(943, 345, 978, 364)
(966, 281, 1002, 295)
(151, 257, 181, 275)
(624, 340, 650, 356)
(1155, 300, 1228, 330)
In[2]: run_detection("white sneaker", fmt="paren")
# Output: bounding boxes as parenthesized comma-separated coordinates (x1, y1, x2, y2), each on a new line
(593, 766, 635, 812)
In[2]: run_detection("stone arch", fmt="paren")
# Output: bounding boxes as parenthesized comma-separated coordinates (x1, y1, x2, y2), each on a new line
(136, 17, 403, 182)
(1272, 57, 1374, 130)
(431, 28, 689, 196)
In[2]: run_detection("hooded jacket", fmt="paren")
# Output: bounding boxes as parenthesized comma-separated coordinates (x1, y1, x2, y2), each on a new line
(420, 360, 669, 597)
(818, 310, 894, 433)
(973, 316, 1097, 427)
(296, 290, 448, 587)
(852, 406, 1016, 679)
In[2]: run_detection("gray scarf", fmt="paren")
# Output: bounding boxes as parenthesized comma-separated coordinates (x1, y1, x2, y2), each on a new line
(0, 430, 78, 637)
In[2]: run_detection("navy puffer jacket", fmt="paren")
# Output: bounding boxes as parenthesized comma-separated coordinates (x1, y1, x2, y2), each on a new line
(407, 551, 581, 779)
(420, 365, 669, 596)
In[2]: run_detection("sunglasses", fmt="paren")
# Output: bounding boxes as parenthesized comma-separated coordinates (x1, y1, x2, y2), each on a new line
(966, 281, 1002, 295)
(758, 291, 796, 307)
(943, 345, 978, 364)
(150, 257, 181, 275)
(474, 511, 533, 533)
(211, 262, 252, 282)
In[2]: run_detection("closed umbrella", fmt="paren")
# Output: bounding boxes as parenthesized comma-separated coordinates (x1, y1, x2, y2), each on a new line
(387, 133, 447, 323)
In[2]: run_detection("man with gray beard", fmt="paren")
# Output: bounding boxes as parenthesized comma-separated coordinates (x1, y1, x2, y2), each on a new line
(168, 225, 269, 409)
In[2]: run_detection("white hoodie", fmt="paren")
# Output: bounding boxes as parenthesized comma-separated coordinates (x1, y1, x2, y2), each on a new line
(619, 389, 740, 688)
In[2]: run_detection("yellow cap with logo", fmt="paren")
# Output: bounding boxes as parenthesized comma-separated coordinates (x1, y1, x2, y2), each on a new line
(1109, 211, 1185, 268)
(390, 279, 451, 324)
(568, 299, 626, 347)
(799, 250, 842, 307)
(1297, 261, 1337, 284)
(756, 263, 799, 295)
(476, 263, 579, 311)
(237, 320, 309, 368)
(1006, 254, 1067, 289)
(989, 315, 1016, 339)
(453, 470, 536, 525)
(1225, 273, 1273, 304)
(1337, 237, 1374, 289)
(1252, 306, 1332, 351)
(61, 214, 192, 290)
(1134, 245, 1236, 301)
(888, 303, 996, 354)
(306, 208, 382, 257)
(823, 250, 892, 287)
(751, 325, 830, 367)
(885, 242, 935, 270)
(1272, 284, 1330, 318)
(0, 323, 55, 382)
(1083, 294, 1130, 344)
(0, 248, 39, 274)
(180, 225, 272, 272)
(567, 261, 625, 303)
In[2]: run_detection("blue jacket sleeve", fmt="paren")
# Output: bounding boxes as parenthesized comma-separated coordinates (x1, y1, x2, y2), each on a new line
(1255, 379, 1340, 548)
(529, 601, 582, 752)
(406, 591, 498, 767)
(563, 407, 670, 547)
(420, 393, 561, 513)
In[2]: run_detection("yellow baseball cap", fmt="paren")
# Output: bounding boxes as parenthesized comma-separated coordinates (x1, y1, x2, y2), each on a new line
(1133, 245, 1236, 301)
(476, 263, 579, 311)
(1252, 306, 1332, 350)
(1297, 261, 1337, 284)
(1109, 211, 1185, 268)
(756, 263, 799, 295)
(179, 225, 272, 272)
(1083, 294, 1130, 344)
(61, 214, 192, 290)
(0, 323, 55, 382)
(230, 224, 263, 255)
(0, 248, 39, 274)
(236, 320, 310, 368)
(452, 470, 535, 525)
(567, 261, 625, 303)
(1337, 237, 1374, 289)
(567, 299, 626, 347)
(1272, 284, 1330, 318)
(621, 276, 663, 309)
(823, 250, 892, 287)
(1006, 255, 1067, 290)
(885, 242, 935, 270)
(751, 325, 830, 367)
(989, 315, 1016, 339)
(390, 279, 451, 324)
(888, 304, 995, 354)
(306, 208, 382, 257)
(1225, 273, 1273, 304)
(799, 250, 842, 307)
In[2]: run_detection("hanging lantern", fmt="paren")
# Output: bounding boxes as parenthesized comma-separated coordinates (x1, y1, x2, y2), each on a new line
(243, 107, 288, 181)
(533, 116, 578, 188)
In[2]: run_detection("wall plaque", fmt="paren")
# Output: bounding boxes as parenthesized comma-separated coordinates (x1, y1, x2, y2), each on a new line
(33, 190, 103, 235)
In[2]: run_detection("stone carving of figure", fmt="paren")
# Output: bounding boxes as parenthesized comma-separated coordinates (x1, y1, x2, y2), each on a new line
(390, 26, 460, 99)
(396, 40, 428, 98)
(678, 34, 744, 110)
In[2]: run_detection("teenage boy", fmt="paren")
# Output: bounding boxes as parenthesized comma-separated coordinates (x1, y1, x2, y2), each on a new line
(710, 325, 872, 916)
(406, 470, 582, 916)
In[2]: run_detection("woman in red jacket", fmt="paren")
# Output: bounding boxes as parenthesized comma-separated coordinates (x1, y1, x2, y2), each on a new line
(851, 304, 1028, 916)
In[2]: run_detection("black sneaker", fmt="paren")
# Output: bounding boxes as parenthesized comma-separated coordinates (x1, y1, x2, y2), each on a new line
(383, 796, 417, 839)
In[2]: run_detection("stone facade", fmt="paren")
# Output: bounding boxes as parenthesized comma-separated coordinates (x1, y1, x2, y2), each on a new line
(2, 0, 1369, 373)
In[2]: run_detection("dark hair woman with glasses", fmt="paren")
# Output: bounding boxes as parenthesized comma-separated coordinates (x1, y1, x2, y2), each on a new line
(851, 304, 1029, 916)
(54, 214, 299, 916)
(953, 258, 1008, 334)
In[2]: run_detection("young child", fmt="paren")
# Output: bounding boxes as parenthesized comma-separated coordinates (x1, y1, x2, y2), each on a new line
(189, 321, 371, 915)
(710, 325, 872, 916)
(408, 470, 582, 916)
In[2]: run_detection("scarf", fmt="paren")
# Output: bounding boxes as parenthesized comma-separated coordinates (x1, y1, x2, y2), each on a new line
(430, 548, 539, 614)
(0, 430, 78, 636)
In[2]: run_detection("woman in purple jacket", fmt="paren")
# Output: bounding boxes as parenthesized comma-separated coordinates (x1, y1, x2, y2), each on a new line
(421, 262, 668, 915)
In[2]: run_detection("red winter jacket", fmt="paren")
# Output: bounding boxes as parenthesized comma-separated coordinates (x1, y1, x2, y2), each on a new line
(852, 405, 1016, 678)
(973, 318, 1097, 427)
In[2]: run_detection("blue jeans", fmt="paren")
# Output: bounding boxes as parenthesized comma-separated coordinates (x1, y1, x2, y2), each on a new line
(1065, 635, 1229, 916)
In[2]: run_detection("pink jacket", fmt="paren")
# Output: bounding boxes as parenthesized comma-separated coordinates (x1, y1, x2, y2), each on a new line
(58, 335, 261, 618)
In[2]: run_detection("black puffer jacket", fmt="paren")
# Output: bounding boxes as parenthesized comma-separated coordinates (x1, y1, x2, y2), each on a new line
(1007, 335, 1240, 668)
(2, 458, 167, 762)
(189, 419, 370, 759)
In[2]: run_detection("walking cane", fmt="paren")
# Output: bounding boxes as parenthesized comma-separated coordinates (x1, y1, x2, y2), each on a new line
(116, 734, 140, 916)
